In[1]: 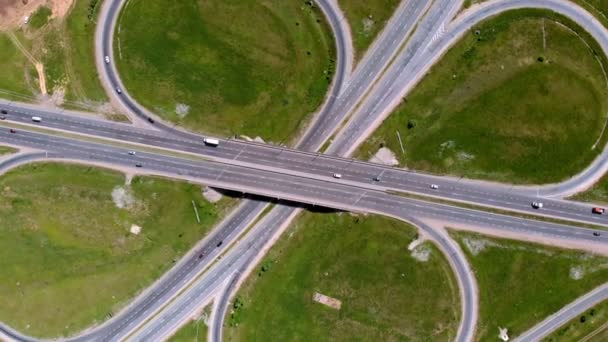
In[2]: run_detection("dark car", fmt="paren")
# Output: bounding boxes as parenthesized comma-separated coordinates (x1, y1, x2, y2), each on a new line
(198, 253, 204, 259)
(594, 232, 601, 237)
(135, 163, 142, 168)
(9, 129, 16, 133)
(147, 117, 155, 124)
(592, 207, 605, 215)
(0, 109, 7, 114)
(216, 241, 223, 248)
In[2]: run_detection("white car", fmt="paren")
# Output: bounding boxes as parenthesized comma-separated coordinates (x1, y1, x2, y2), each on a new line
(532, 201, 543, 209)
(333, 173, 342, 179)
(115, 87, 122, 94)
(430, 184, 439, 190)
(104, 55, 110, 64)
(128, 151, 136, 155)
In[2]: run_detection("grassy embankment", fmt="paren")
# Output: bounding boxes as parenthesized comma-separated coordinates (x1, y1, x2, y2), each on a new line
(115, 0, 335, 143)
(337, 0, 401, 60)
(357, 10, 608, 184)
(224, 212, 460, 341)
(0, 163, 234, 337)
(450, 230, 608, 341)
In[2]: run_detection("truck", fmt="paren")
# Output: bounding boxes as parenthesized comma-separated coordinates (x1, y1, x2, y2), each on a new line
(203, 138, 219, 147)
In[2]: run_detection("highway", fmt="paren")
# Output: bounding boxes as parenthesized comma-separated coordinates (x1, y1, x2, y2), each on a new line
(2, 106, 607, 229)
(515, 283, 608, 341)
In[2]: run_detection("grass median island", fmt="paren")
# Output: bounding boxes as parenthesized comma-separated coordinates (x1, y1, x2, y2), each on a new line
(450, 230, 608, 341)
(570, 173, 608, 204)
(0, 146, 18, 156)
(115, 0, 335, 143)
(169, 307, 211, 342)
(224, 212, 460, 341)
(544, 299, 608, 342)
(337, 0, 401, 59)
(0, 163, 234, 338)
(358, 10, 608, 184)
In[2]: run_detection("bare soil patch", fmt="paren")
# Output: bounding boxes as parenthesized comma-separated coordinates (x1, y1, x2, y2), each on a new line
(0, 0, 73, 31)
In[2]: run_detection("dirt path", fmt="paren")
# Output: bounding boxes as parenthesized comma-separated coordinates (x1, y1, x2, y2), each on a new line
(7, 31, 47, 95)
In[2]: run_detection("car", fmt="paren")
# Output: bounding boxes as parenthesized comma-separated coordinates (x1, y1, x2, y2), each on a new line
(531, 201, 543, 209)
(216, 241, 223, 248)
(147, 117, 155, 124)
(333, 173, 342, 179)
(203, 138, 219, 147)
(0, 109, 7, 114)
(594, 232, 601, 237)
(430, 184, 439, 190)
(128, 151, 136, 155)
(592, 207, 605, 215)
(135, 163, 142, 168)
(198, 253, 204, 259)
(104, 55, 110, 64)
(0, 115, 5, 120)
(115, 87, 122, 94)
(373, 176, 381, 182)
(31, 116, 42, 123)
(9, 129, 16, 133)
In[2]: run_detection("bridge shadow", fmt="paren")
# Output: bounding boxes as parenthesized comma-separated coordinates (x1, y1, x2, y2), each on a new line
(211, 188, 343, 214)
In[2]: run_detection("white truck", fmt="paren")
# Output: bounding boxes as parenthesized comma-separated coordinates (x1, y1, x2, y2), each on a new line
(203, 138, 219, 147)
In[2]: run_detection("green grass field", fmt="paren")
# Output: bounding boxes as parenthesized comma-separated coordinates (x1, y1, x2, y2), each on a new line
(544, 299, 608, 341)
(115, 0, 335, 143)
(357, 10, 608, 184)
(0, 33, 36, 99)
(337, 0, 401, 60)
(450, 230, 608, 341)
(224, 212, 460, 341)
(0, 163, 234, 337)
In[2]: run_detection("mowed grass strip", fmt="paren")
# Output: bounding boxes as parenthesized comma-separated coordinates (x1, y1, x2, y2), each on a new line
(224, 212, 460, 341)
(337, 0, 401, 60)
(544, 299, 608, 342)
(0, 163, 234, 338)
(115, 0, 335, 143)
(450, 230, 608, 341)
(358, 10, 608, 184)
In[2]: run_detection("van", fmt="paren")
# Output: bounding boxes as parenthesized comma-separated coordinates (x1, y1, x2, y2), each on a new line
(203, 138, 220, 147)
(32, 116, 42, 123)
